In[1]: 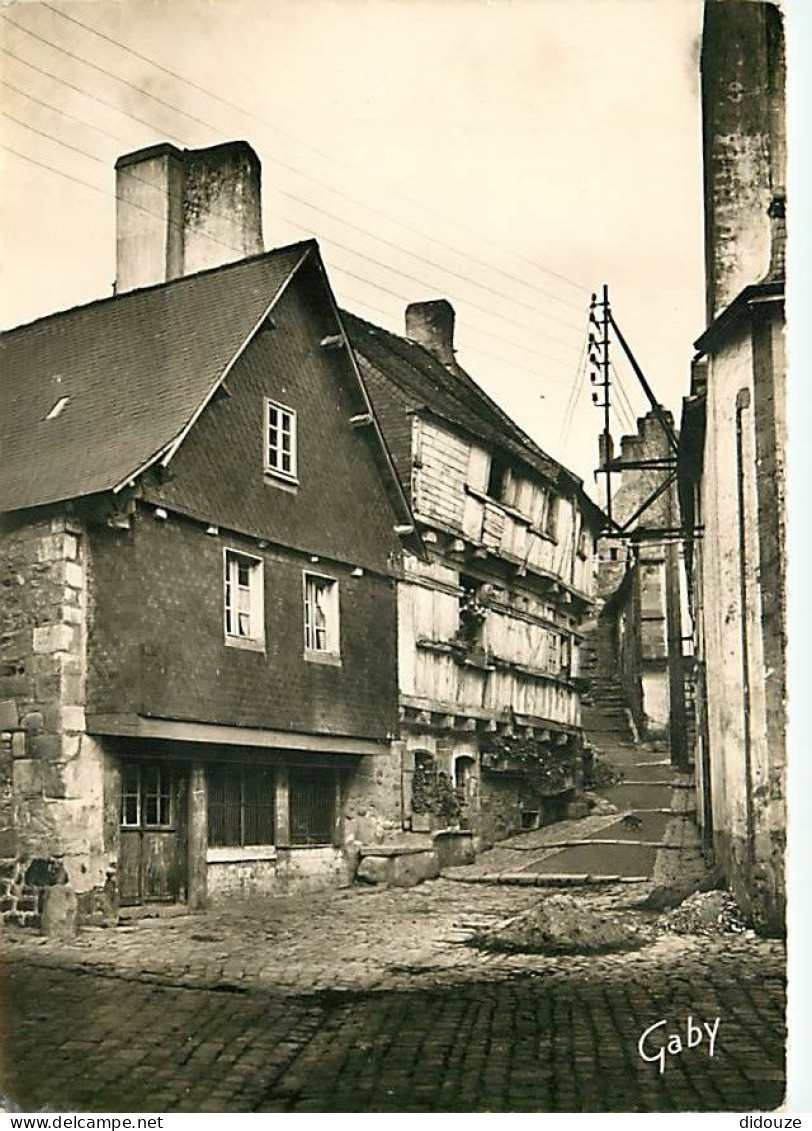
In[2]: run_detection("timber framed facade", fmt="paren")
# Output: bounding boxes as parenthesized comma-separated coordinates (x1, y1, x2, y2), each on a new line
(347, 301, 604, 848)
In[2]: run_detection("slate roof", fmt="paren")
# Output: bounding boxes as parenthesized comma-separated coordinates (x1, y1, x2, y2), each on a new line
(0, 242, 311, 514)
(342, 310, 603, 523)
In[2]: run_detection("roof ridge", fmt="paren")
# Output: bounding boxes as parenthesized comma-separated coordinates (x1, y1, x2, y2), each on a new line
(343, 306, 599, 515)
(1, 239, 317, 339)
(343, 308, 563, 473)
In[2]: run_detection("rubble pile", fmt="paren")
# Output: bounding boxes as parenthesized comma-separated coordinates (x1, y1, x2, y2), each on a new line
(659, 890, 749, 937)
(470, 893, 651, 956)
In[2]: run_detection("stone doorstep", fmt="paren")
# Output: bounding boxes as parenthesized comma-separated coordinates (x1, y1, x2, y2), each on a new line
(358, 844, 434, 858)
(616, 779, 672, 786)
(118, 903, 196, 923)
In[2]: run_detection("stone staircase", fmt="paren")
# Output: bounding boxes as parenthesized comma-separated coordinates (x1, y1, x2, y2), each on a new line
(442, 613, 695, 888)
(514, 613, 673, 880)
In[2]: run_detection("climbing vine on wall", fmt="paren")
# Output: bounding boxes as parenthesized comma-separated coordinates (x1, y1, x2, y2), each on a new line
(481, 734, 577, 793)
(411, 762, 462, 822)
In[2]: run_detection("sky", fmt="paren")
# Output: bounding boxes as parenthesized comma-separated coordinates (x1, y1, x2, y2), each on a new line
(0, 0, 706, 493)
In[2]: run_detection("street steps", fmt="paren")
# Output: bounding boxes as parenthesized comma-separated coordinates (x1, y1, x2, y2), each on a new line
(442, 610, 680, 887)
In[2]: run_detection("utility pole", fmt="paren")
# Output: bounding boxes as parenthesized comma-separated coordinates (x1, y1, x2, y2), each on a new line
(588, 284, 691, 771)
(589, 285, 613, 525)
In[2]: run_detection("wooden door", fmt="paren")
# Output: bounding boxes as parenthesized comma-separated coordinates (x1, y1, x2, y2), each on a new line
(119, 762, 187, 905)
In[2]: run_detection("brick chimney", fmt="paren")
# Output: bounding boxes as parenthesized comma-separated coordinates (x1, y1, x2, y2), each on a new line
(405, 299, 456, 365)
(115, 141, 263, 293)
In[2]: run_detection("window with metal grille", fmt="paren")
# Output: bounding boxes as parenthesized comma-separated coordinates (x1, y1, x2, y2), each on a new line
(207, 764, 275, 847)
(303, 573, 339, 655)
(265, 398, 297, 480)
(289, 768, 336, 846)
(224, 550, 264, 647)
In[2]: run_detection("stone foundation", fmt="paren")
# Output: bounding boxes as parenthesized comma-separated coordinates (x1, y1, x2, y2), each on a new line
(0, 854, 70, 929)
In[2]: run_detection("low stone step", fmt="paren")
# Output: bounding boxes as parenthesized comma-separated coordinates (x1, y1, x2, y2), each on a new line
(441, 870, 649, 887)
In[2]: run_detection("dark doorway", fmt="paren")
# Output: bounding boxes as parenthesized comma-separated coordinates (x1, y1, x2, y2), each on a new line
(118, 761, 188, 905)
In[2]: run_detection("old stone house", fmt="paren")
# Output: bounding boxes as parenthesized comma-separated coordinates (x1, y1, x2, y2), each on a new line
(345, 302, 604, 849)
(0, 141, 419, 922)
(677, 1, 786, 933)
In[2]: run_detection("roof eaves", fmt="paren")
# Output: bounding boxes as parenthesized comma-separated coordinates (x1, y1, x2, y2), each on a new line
(314, 258, 425, 559)
(693, 280, 784, 356)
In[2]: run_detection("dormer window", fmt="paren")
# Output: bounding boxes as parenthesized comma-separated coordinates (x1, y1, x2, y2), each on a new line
(265, 398, 297, 481)
(45, 396, 70, 421)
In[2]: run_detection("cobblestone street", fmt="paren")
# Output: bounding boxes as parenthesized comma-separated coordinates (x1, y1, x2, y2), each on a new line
(0, 880, 786, 1113)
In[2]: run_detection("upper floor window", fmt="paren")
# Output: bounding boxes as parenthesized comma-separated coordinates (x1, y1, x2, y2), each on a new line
(265, 398, 297, 480)
(224, 550, 264, 649)
(577, 526, 593, 559)
(545, 494, 560, 541)
(304, 572, 340, 658)
(486, 451, 510, 501)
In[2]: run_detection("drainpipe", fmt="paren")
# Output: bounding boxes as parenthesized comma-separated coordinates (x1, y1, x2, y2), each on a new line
(735, 387, 755, 874)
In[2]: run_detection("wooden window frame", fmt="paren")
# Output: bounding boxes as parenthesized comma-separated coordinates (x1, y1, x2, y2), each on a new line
(288, 766, 338, 846)
(544, 494, 560, 541)
(224, 549, 265, 651)
(265, 398, 298, 483)
(303, 571, 341, 663)
(119, 763, 173, 830)
(207, 764, 275, 849)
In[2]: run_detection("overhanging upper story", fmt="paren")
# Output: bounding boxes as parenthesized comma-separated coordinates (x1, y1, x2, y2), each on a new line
(344, 302, 604, 611)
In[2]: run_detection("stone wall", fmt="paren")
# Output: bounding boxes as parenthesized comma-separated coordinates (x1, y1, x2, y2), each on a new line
(341, 746, 404, 848)
(0, 512, 109, 925)
(477, 772, 523, 847)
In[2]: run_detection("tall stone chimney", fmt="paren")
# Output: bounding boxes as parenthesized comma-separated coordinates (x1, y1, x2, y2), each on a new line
(405, 299, 456, 365)
(700, 2, 785, 321)
(115, 141, 263, 293)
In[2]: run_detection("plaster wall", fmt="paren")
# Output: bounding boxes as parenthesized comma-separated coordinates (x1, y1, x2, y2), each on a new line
(701, 318, 784, 929)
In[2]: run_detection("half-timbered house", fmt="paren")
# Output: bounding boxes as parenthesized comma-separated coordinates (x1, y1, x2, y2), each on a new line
(345, 301, 604, 848)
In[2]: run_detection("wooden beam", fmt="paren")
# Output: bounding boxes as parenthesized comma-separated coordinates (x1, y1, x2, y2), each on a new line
(86, 714, 386, 757)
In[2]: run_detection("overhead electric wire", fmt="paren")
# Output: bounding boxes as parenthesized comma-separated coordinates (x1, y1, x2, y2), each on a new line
(0, 46, 187, 145)
(40, 0, 590, 299)
(0, 69, 582, 371)
(0, 141, 252, 263)
(327, 261, 577, 372)
(271, 185, 583, 339)
(610, 361, 639, 433)
(560, 334, 590, 452)
(337, 283, 572, 384)
(558, 327, 589, 448)
(0, 77, 130, 146)
(3, 131, 579, 380)
(0, 33, 585, 351)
